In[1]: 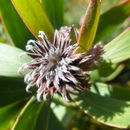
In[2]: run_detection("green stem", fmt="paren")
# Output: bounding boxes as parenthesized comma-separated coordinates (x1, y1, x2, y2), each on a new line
(11, 96, 35, 130)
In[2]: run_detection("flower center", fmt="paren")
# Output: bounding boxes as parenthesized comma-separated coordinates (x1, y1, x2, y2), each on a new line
(47, 53, 61, 70)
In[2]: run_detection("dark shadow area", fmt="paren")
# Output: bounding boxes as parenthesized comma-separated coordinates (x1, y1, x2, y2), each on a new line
(75, 90, 130, 122)
(0, 77, 31, 107)
(92, 83, 130, 101)
(91, 60, 119, 82)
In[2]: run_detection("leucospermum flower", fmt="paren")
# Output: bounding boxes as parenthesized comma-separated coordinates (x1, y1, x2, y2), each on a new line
(20, 26, 104, 101)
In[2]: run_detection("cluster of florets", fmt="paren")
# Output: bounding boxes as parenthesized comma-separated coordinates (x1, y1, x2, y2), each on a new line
(20, 26, 103, 101)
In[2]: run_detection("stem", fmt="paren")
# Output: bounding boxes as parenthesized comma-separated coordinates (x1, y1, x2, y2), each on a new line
(11, 96, 35, 130)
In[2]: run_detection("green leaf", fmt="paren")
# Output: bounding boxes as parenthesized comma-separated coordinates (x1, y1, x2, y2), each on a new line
(11, 0, 54, 41)
(48, 111, 65, 130)
(41, 0, 64, 29)
(0, 23, 6, 43)
(104, 28, 130, 63)
(95, 0, 130, 43)
(91, 83, 130, 101)
(12, 97, 44, 130)
(0, 101, 26, 130)
(0, 77, 29, 107)
(101, 0, 120, 13)
(51, 102, 75, 129)
(0, 44, 31, 77)
(35, 101, 51, 130)
(51, 102, 66, 122)
(35, 101, 65, 130)
(91, 28, 130, 81)
(75, 90, 130, 128)
(91, 63, 124, 82)
(0, 0, 35, 49)
(77, 0, 101, 52)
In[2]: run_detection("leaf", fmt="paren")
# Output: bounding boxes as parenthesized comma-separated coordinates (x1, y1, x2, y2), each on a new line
(101, 0, 120, 13)
(12, 97, 44, 130)
(95, 0, 130, 43)
(0, 23, 6, 43)
(91, 63, 124, 82)
(51, 102, 75, 129)
(77, 0, 101, 52)
(0, 77, 29, 107)
(36, 102, 65, 130)
(75, 90, 130, 128)
(51, 102, 66, 121)
(91, 28, 130, 81)
(90, 83, 130, 101)
(41, 0, 64, 29)
(11, 0, 54, 41)
(0, 0, 35, 49)
(103, 28, 130, 63)
(0, 44, 31, 77)
(0, 101, 26, 130)
(48, 111, 65, 130)
(35, 101, 51, 130)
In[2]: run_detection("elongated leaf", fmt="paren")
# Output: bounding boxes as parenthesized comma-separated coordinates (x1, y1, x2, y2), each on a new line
(0, 23, 6, 43)
(77, 0, 101, 52)
(0, 44, 31, 77)
(0, 0, 34, 49)
(35, 102, 65, 130)
(0, 77, 29, 107)
(51, 102, 75, 128)
(48, 111, 65, 130)
(91, 83, 130, 101)
(75, 91, 130, 128)
(91, 28, 130, 81)
(35, 101, 51, 130)
(91, 63, 124, 82)
(41, 0, 64, 29)
(104, 28, 130, 63)
(95, 0, 130, 43)
(0, 101, 26, 130)
(11, 0, 54, 40)
(12, 97, 44, 130)
(51, 102, 66, 122)
(101, 0, 121, 13)
(0, 37, 5, 43)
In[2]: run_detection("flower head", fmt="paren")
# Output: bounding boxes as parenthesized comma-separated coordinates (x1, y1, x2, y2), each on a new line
(20, 26, 104, 101)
